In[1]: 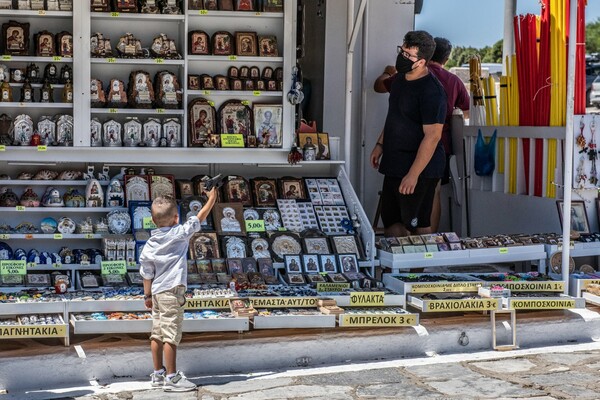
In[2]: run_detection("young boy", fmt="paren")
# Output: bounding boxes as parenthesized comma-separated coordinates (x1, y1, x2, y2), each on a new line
(139, 189, 217, 392)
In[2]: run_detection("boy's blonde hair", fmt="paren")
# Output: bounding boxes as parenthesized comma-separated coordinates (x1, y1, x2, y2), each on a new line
(151, 195, 178, 227)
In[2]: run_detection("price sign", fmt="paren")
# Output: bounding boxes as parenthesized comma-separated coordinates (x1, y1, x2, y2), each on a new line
(25, 234, 33, 239)
(84, 234, 95, 239)
(255, 12, 261, 16)
(0, 145, 5, 151)
(108, 108, 118, 113)
(38, 9, 46, 15)
(143, 216, 157, 229)
(350, 292, 385, 306)
(53, 263, 61, 268)
(107, 57, 116, 63)
(154, 58, 164, 64)
(156, 108, 165, 114)
(0, 260, 26, 276)
(16, 206, 25, 211)
(252, 91, 262, 96)
(208, 100, 215, 107)
(2, 55, 11, 61)
(199, 9, 208, 14)
(0, 234, 9, 240)
(101, 260, 127, 275)
(241, 100, 250, 106)
(424, 252, 433, 259)
(53, 234, 63, 240)
(203, 90, 211, 95)
(37, 145, 47, 152)
(52, 56, 62, 62)
(499, 248, 509, 254)
(245, 220, 265, 232)
(220, 134, 244, 148)
(228, 55, 237, 60)
(111, 11, 120, 17)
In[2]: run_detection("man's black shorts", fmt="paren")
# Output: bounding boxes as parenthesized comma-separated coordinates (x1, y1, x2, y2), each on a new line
(380, 175, 440, 231)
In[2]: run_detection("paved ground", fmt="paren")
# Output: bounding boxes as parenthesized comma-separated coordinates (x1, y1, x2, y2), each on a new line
(12, 341, 600, 400)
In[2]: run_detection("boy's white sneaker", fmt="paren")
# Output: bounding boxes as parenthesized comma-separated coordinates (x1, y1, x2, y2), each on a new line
(163, 371, 196, 392)
(150, 369, 166, 387)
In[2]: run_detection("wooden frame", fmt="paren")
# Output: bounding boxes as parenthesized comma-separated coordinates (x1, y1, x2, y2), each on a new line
(251, 177, 277, 207)
(189, 232, 220, 259)
(557, 200, 590, 234)
(316, 132, 331, 160)
(223, 175, 252, 205)
(258, 35, 278, 57)
(284, 254, 302, 273)
(211, 31, 233, 56)
(278, 177, 306, 200)
(302, 254, 319, 273)
(235, 0, 253, 11)
(235, 31, 257, 56)
(319, 254, 337, 273)
(213, 202, 246, 235)
(3, 21, 29, 56)
(188, 98, 217, 147)
(338, 253, 359, 273)
(188, 74, 200, 90)
(189, 30, 210, 55)
(56, 31, 73, 58)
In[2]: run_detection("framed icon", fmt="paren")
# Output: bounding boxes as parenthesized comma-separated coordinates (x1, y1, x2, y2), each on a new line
(254, 104, 282, 148)
(189, 30, 210, 55)
(213, 202, 246, 235)
(319, 254, 337, 273)
(338, 253, 359, 273)
(3, 21, 29, 56)
(211, 31, 233, 55)
(258, 35, 278, 57)
(235, 0, 253, 11)
(251, 177, 277, 207)
(284, 254, 302, 274)
(302, 254, 319, 273)
(235, 31, 257, 56)
(557, 200, 590, 234)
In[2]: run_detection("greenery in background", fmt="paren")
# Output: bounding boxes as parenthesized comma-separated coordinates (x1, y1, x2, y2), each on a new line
(445, 20, 600, 68)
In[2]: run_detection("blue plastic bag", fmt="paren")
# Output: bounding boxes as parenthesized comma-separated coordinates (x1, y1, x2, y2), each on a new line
(474, 129, 496, 176)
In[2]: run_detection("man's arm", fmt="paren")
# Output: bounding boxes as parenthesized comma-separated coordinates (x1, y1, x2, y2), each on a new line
(370, 129, 385, 169)
(373, 66, 396, 93)
(399, 123, 443, 195)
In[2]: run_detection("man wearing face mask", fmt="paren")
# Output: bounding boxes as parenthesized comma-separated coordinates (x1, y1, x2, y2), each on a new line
(370, 30, 446, 237)
(373, 37, 470, 232)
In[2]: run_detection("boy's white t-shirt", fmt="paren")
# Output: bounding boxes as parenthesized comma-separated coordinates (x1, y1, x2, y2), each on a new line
(139, 216, 200, 295)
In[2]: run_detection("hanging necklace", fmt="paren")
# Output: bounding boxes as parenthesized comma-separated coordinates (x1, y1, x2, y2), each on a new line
(577, 116, 587, 153)
(589, 117, 598, 185)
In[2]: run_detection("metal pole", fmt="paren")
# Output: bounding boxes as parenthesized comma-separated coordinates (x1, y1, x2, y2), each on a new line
(561, 0, 579, 295)
(502, 0, 516, 75)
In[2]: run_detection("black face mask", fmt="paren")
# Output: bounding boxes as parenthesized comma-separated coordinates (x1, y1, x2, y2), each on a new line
(395, 53, 416, 74)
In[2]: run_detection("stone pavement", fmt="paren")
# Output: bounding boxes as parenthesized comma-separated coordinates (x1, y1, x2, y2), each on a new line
(16, 342, 600, 400)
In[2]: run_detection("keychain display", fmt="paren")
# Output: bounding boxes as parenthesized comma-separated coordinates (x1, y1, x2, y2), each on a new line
(574, 115, 600, 189)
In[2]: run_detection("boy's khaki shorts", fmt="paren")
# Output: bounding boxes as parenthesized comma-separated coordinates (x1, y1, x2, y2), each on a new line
(150, 285, 186, 346)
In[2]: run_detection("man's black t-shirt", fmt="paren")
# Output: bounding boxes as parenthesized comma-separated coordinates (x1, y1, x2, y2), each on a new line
(378, 72, 447, 179)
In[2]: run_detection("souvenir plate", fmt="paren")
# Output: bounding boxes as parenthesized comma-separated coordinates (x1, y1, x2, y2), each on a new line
(107, 210, 131, 234)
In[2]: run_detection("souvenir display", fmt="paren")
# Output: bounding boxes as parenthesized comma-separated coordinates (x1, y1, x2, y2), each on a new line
(13, 114, 33, 145)
(214, 74, 229, 90)
(149, 174, 175, 200)
(142, 117, 161, 147)
(276, 199, 303, 232)
(0, 188, 19, 207)
(180, 196, 213, 229)
(85, 179, 104, 207)
(26, 63, 40, 83)
(102, 119, 122, 147)
(11, 67, 24, 83)
(150, 33, 180, 59)
(0, 80, 12, 102)
(188, 98, 217, 147)
(235, 31, 257, 56)
(189, 30, 210, 55)
(38, 80, 53, 103)
(258, 35, 278, 56)
(297, 201, 319, 229)
(56, 169, 83, 180)
(162, 0, 182, 14)
(128, 70, 154, 108)
(306, 178, 345, 205)
(57, 217, 76, 234)
(90, 32, 112, 57)
(213, 202, 245, 235)
(223, 236, 246, 259)
(59, 65, 72, 85)
(63, 188, 85, 207)
(0, 64, 8, 83)
(200, 74, 214, 90)
(319, 254, 337, 273)
(91, 0, 110, 11)
(188, 74, 200, 90)
(243, 208, 259, 221)
(55, 115, 73, 146)
(0, 0, 11, 9)
(123, 118, 143, 147)
(331, 235, 361, 259)
(251, 178, 277, 207)
(235, 0, 253, 11)
(3, 21, 29, 55)
(302, 237, 331, 255)
(338, 253, 359, 273)
(20, 79, 33, 102)
(128, 200, 151, 231)
(35, 31, 56, 57)
(140, 0, 160, 13)
(302, 254, 319, 273)
(107, 79, 127, 108)
(223, 175, 252, 205)
(261, 208, 281, 231)
(90, 78, 106, 108)
(107, 210, 131, 234)
(33, 169, 58, 180)
(269, 232, 302, 261)
(124, 175, 150, 205)
(56, 31, 73, 57)
(253, 104, 282, 147)
(19, 187, 40, 207)
(62, 80, 73, 103)
(189, 232, 220, 259)
(162, 118, 182, 147)
(250, 237, 270, 260)
(313, 205, 349, 234)
(105, 178, 125, 207)
(114, 0, 138, 12)
(90, 118, 102, 147)
(0, 114, 12, 145)
(43, 64, 59, 84)
(218, 100, 252, 143)
(212, 31, 233, 55)
(284, 254, 302, 273)
(176, 179, 194, 198)
(155, 71, 181, 108)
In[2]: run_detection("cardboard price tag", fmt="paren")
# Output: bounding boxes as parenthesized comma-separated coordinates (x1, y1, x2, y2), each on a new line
(101, 260, 127, 275)
(0, 260, 26, 275)
(245, 219, 265, 232)
(221, 134, 244, 148)
(143, 216, 157, 229)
